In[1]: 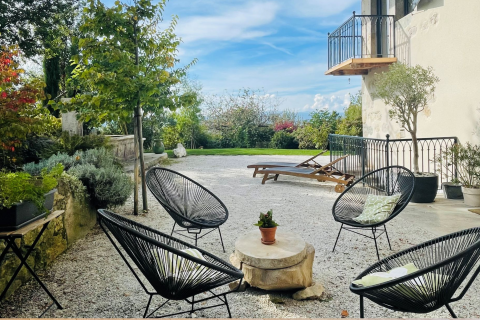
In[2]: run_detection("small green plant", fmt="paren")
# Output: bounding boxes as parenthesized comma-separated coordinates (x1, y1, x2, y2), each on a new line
(435, 143, 480, 188)
(254, 209, 279, 228)
(0, 163, 63, 214)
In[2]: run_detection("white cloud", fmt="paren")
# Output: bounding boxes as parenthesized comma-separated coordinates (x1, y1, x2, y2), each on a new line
(303, 93, 351, 111)
(175, 2, 279, 42)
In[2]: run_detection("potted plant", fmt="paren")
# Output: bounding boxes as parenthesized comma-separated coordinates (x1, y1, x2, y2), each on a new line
(375, 63, 440, 203)
(436, 143, 480, 206)
(254, 209, 279, 245)
(153, 138, 165, 154)
(0, 164, 63, 231)
(441, 182, 463, 200)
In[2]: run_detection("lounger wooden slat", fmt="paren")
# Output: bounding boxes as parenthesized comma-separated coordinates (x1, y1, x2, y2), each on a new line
(247, 150, 328, 177)
(256, 155, 354, 193)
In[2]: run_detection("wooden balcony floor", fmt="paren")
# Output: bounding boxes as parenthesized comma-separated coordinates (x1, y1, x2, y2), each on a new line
(325, 57, 397, 76)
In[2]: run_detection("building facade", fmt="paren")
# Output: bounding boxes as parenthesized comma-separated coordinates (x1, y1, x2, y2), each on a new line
(326, 0, 480, 145)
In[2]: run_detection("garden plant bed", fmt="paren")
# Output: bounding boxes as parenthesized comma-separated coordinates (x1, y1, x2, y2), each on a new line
(1, 155, 479, 318)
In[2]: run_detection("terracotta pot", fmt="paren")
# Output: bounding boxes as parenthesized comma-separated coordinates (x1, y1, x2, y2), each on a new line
(259, 226, 277, 245)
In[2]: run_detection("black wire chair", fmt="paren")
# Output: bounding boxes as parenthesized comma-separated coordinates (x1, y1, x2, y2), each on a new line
(332, 166, 416, 260)
(97, 209, 244, 318)
(350, 227, 480, 318)
(146, 167, 229, 252)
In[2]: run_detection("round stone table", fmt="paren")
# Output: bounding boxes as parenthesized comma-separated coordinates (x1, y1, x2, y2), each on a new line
(230, 230, 314, 291)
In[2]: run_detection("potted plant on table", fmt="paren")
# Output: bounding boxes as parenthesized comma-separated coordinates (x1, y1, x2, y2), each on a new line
(254, 209, 279, 245)
(375, 63, 440, 203)
(436, 143, 480, 206)
(0, 164, 63, 231)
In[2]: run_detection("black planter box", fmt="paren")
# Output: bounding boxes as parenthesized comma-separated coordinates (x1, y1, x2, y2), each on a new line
(0, 189, 56, 231)
(442, 182, 464, 199)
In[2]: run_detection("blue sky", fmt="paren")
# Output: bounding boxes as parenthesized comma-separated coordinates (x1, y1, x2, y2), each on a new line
(108, 0, 362, 116)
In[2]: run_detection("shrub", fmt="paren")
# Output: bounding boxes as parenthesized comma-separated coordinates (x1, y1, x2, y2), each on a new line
(274, 121, 296, 133)
(270, 131, 298, 149)
(23, 152, 77, 176)
(23, 148, 131, 208)
(293, 124, 330, 150)
(69, 163, 133, 208)
(52, 132, 111, 156)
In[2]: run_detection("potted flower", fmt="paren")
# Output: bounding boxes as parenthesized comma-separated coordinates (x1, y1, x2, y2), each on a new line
(436, 143, 480, 206)
(375, 63, 440, 203)
(254, 209, 279, 245)
(0, 164, 63, 231)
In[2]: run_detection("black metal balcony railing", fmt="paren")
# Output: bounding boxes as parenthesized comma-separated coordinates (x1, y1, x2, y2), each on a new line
(328, 134, 458, 189)
(327, 12, 396, 70)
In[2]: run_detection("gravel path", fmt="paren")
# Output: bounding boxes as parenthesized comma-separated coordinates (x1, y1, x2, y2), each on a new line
(1, 155, 479, 318)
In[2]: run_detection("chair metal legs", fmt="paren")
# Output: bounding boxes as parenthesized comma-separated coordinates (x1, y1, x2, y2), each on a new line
(332, 224, 343, 253)
(359, 295, 364, 318)
(332, 224, 392, 260)
(143, 291, 234, 318)
(171, 223, 226, 252)
(445, 304, 457, 318)
(384, 225, 392, 250)
(218, 227, 225, 252)
(372, 228, 380, 261)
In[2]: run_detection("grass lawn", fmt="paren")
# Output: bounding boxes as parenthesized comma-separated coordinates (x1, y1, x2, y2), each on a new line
(165, 148, 329, 157)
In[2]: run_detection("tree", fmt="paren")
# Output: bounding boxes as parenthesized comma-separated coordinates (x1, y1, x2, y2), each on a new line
(374, 63, 439, 174)
(204, 88, 281, 148)
(63, 0, 195, 214)
(0, 0, 79, 58)
(336, 91, 363, 136)
(0, 47, 59, 169)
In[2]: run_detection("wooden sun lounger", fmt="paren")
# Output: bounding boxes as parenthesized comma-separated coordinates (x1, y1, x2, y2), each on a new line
(256, 155, 355, 193)
(247, 150, 328, 177)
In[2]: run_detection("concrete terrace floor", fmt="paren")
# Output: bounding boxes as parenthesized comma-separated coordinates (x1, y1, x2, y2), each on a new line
(1, 155, 479, 318)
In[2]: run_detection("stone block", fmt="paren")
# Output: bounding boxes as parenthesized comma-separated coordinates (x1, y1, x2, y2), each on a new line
(230, 243, 315, 291)
(228, 280, 249, 292)
(293, 283, 326, 301)
(173, 143, 187, 157)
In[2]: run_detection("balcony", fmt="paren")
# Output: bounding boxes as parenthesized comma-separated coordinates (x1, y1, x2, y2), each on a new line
(325, 12, 397, 76)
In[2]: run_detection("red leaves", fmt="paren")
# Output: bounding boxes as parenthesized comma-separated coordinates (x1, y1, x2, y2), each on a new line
(0, 47, 46, 151)
(274, 120, 297, 133)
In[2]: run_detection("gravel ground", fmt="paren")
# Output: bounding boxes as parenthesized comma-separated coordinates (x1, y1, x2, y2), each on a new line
(1, 155, 479, 318)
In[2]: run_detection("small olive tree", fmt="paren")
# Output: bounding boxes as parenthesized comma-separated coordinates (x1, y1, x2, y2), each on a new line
(374, 63, 439, 174)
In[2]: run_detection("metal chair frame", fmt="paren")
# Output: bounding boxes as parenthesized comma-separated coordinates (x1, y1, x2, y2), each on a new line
(332, 166, 416, 260)
(350, 227, 480, 318)
(146, 167, 228, 252)
(98, 209, 243, 318)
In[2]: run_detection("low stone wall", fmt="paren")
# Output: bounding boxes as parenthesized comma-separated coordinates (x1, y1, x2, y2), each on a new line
(107, 135, 145, 161)
(0, 179, 97, 300)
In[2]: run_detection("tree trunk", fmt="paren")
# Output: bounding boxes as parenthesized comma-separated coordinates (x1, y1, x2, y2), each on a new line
(133, 118, 139, 215)
(133, 13, 148, 212)
(136, 106, 148, 212)
(411, 131, 420, 174)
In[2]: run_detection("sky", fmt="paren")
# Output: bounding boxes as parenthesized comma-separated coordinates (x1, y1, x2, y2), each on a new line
(108, 0, 363, 117)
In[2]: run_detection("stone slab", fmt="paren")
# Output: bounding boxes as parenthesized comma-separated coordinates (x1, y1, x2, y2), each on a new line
(230, 243, 314, 291)
(234, 230, 306, 269)
(123, 153, 168, 173)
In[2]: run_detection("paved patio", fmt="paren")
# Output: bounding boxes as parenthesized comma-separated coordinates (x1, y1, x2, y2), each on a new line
(1, 155, 479, 318)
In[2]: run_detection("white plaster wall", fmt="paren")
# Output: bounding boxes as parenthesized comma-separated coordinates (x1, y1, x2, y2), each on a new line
(362, 0, 480, 144)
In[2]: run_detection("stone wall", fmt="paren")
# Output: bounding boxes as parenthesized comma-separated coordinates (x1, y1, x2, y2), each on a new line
(107, 135, 145, 161)
(0, 179, 97, 300)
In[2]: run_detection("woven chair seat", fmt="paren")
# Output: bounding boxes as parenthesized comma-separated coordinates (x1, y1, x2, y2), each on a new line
(332, 166, 416, 260)
(98, 209, 243, 301)
(350, 227, 480, 317)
